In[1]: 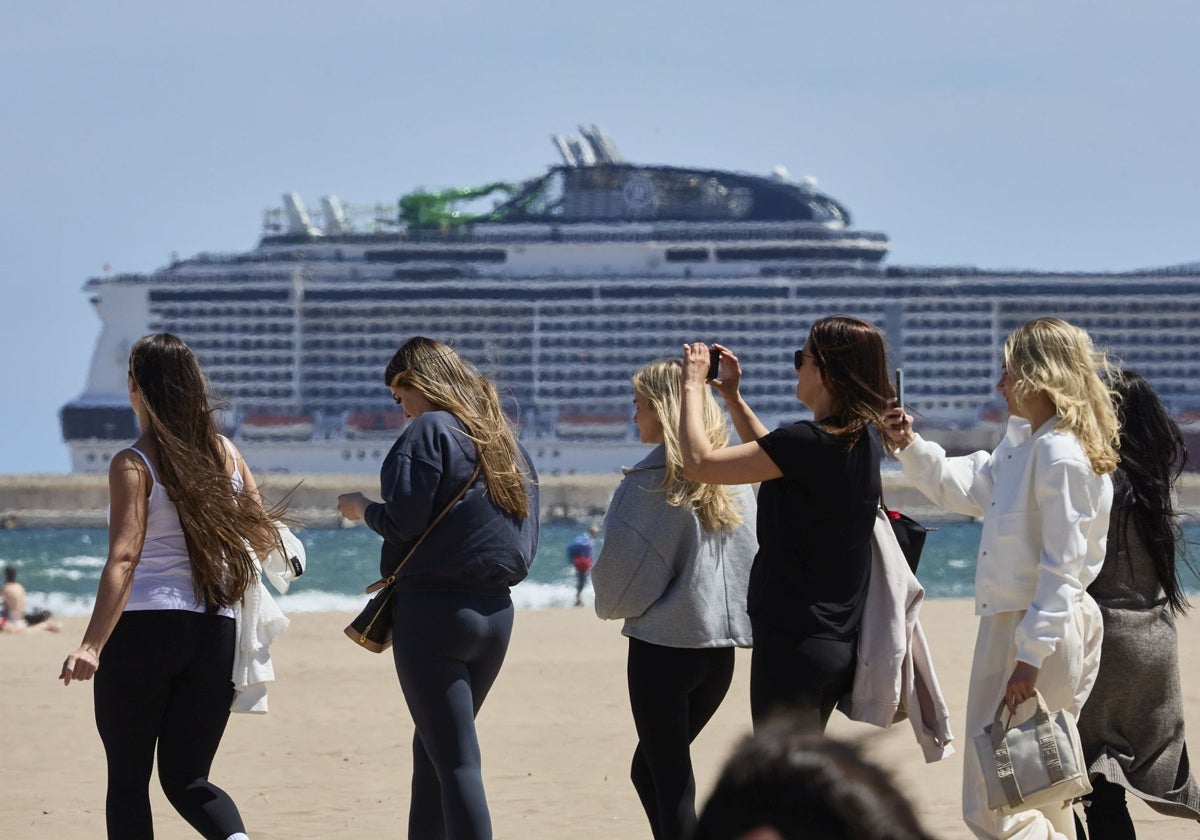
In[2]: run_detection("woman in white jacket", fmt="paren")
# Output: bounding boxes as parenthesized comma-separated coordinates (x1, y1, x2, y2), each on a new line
(884, 317, 1119, 840)
(593, 359, 758, 840)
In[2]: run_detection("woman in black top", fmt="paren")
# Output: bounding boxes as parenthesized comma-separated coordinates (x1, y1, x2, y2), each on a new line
(679, 316, 895, 732)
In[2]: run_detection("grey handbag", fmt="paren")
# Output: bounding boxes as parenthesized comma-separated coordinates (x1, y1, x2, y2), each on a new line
(972, 690, 1091, 812)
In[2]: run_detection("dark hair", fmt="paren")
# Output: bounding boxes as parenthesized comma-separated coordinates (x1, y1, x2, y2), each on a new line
(129, 333, 283, 609)
(4, 566, 14, 583)
(807, 315, 895, 453)
(694, 716, 934, 840)
(1109, 369, 1193, 614)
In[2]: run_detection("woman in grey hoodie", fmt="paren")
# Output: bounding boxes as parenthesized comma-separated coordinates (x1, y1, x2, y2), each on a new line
(593, 358, 758, 840)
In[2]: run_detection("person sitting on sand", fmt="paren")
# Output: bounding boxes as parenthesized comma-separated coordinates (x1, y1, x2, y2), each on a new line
(2, 565, 61, 633)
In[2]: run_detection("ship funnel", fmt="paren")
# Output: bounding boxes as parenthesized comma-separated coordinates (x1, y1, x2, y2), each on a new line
(552, 134, 580, 167)
(283, 193, 317, 236)
(579, 124, 622, 164)
(320, 195, 348, 234)
(567, 136, 594, 166)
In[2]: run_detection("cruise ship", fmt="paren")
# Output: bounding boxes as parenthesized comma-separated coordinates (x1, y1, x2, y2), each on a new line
(61, 126, 1200, 474)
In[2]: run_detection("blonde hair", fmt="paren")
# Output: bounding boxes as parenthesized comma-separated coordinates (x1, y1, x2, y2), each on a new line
(632, 359, 744, 532)
(1003, 317, 1119, 475)
(386, 337, 533, 518)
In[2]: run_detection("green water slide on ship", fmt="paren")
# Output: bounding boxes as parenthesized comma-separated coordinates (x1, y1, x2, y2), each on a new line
(399, 181, 516, 228)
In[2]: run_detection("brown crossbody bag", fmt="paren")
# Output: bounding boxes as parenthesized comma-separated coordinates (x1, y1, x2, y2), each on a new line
(344, 463, 481, 652)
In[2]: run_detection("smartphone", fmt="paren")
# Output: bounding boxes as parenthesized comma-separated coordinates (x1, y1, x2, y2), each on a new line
(706, 348, 721, 381)
(894, 368, 905, 408)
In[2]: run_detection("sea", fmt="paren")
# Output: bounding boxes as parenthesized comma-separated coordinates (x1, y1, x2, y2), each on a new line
(4, 521, 1199, 616)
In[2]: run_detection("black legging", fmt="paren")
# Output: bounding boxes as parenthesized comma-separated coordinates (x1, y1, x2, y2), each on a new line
(627, 637, 736, 840)
(1074, 778, 1136, 839)
(94, 610, 243, 840)
(391, 589, 514, 840)
(749, 621, 855, 733)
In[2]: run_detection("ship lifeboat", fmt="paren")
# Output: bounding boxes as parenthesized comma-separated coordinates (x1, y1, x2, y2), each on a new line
(345, 411, 407, 439)
(554, 412, 630, 440)
(239, 413, 315, 441)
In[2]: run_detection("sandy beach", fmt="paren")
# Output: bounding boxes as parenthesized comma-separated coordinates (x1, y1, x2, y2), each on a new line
(7, 600, 1199, 839)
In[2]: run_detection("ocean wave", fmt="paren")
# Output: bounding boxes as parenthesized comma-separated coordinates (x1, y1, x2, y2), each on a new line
(42, 583, 594, 618)
(40, 568, 92, 581)
(61, 555, 107, 568)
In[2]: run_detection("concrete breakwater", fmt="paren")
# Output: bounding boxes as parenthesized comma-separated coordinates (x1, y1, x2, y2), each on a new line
(2, 472, 1199, 529)
(0, 472, 627, 529)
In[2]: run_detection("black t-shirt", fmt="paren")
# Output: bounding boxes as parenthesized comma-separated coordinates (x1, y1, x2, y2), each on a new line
(749, 418, 882, 640)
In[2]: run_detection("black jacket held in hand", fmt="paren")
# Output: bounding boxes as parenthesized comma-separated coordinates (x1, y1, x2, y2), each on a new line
(364, 411, 540, 593)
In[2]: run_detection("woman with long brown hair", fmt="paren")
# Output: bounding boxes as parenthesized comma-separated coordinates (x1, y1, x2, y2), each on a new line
(678, 315, 896, 733)
(336, 336, 539, 840)
(60, 333, 283, 840)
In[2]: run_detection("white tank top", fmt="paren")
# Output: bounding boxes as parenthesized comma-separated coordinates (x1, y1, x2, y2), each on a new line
(122, 439, 244, 616)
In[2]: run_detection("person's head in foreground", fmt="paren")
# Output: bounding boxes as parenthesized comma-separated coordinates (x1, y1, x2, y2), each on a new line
(999, 316, 1119, 476)
(692, 715, 935, 840)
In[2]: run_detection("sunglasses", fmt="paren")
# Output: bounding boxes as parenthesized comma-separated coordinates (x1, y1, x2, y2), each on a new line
(794, 349, 816, 369)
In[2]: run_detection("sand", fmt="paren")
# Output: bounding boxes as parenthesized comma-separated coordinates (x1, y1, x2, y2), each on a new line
(7, 600, 1199, 839)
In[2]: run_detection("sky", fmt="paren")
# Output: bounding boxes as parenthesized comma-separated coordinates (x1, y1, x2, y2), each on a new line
(2, 1, 1197, 474)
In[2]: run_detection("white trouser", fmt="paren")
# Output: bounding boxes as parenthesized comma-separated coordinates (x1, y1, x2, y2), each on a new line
(962, 596, 1102, 840)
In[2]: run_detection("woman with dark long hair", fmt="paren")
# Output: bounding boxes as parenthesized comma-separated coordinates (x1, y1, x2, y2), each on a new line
(336, 336, 539, 840)
(678, 315, 896, 733)
(1075, 370, 1200, 838)
(60, 333, 284, 840)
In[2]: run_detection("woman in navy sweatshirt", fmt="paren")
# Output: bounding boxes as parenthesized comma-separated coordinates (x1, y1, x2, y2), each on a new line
(337, 336, 539, 840)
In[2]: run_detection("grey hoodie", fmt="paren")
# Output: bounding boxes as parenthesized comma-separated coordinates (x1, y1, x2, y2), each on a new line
(592, 446, 757, 648)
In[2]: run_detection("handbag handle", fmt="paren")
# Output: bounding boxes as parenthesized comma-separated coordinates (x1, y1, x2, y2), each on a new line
(363, 462, 482, 594)
(989, 689, 1067, 808)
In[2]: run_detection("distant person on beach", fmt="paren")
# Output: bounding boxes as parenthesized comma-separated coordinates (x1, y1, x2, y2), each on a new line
(59, 333, 285, 840)
(678, 317, 894, 733)
(335, 336, 539, 840)
(567, 524, 599, 606)
(1073, 370, 1200, 839)
(592, 358, 757, 840)
(884, 317, 1118, 839)
(2, 565, 61, 633)
(693, 713, 935, 840)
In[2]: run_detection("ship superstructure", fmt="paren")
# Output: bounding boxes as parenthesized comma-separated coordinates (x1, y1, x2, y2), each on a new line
(61, 127, 1200, 474)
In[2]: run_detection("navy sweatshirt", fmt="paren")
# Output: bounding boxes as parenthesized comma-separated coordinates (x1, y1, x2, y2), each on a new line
(364, 411, 540, 593)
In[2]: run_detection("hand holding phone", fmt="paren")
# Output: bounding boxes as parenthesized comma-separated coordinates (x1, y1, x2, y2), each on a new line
(706, 348, 721, 381)
(894, 368, 905, 408)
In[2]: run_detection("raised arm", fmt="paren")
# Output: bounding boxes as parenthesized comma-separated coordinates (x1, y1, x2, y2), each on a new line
(679, 342, 783, 485)
(61, 451, 150, 684)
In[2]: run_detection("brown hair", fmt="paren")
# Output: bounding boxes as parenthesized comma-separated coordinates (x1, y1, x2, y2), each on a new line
(385, 337, 533, 518)
(806, 315, 895, 453)
(129, 333, 283, 609)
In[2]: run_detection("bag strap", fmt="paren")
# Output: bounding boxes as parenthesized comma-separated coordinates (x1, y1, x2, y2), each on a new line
(363, 462, 483, 595)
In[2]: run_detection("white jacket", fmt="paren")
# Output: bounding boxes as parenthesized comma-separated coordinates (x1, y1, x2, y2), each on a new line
(231, 523, 306, 713)
(840, 509, 955, 763)
(896, 416, 1112, 668)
